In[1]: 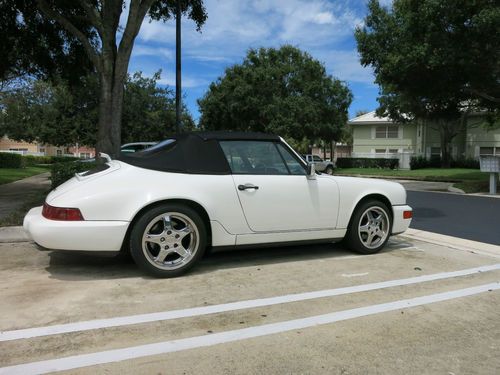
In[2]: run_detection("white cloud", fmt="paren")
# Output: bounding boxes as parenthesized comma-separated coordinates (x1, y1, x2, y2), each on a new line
(133, 44, 173, 61)
(316, 50, 375, 84)
(157, 75, 210, 88)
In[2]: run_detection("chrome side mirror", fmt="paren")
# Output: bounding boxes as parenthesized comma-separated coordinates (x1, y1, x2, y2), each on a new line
(306, 162, 316, 179)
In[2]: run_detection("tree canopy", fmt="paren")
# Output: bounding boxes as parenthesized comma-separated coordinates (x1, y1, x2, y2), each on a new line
(0, 72, 193, 146)
(198, 45, 352, 144)
(355, 0, 500, 165)
(3, 0, 207, 157)
(0, 0, 93, 86)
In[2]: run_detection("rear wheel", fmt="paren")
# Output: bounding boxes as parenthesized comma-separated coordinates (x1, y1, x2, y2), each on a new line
(130, 203, 207, 277)
(346, 200, 391, 254)
(325, 165, 334, 175)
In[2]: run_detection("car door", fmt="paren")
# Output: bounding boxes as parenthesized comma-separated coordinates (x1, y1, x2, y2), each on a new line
(219, 140, 339, 232)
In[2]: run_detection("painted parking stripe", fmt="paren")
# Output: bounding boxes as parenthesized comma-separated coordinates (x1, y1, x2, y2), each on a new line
(1, 282, 498, 375)
(1, 263, 499, 343)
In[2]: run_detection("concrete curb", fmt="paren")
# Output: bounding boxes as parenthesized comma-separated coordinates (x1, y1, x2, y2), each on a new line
(401, 228, 500, 259)
(0, 226, 30, 243)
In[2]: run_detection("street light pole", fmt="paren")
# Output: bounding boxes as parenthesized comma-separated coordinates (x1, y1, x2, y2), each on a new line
(175, 0, 182, 134)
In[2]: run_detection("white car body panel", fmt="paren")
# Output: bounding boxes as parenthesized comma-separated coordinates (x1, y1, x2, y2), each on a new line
(232, 174, 339, 231)
(24, 140, 412, 253)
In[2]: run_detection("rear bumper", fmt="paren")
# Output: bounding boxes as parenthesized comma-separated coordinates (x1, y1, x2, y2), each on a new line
(23, 206, 129, 251)
(392, 205, 412, 235)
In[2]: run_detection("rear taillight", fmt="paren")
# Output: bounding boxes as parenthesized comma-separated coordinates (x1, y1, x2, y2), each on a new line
(42, 203, 84, 221)
(403, 210, 413, 219)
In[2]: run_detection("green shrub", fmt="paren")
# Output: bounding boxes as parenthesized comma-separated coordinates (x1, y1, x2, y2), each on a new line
(410, 156, 428, 170)
(0, 153, 25, 168)
(23, 155, 52, 166)
(337, 157, 399, 169)
(410, 155, 479, 170)
(23, 155, 79, 166)
(50, 155, 80, 163)
(451, 158, 479, 169)
(51, 161, 98, 189)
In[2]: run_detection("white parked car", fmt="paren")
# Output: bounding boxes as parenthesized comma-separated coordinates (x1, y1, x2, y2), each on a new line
(24, 132, 412, 277)
(303, 154, 335, 175)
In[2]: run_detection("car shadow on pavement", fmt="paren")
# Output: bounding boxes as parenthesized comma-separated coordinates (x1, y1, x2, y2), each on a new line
(45, 251, 141, 280)
(44, 239, 409, 281)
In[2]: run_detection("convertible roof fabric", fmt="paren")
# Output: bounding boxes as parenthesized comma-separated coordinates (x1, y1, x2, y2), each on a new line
(118, 131, 279, 174)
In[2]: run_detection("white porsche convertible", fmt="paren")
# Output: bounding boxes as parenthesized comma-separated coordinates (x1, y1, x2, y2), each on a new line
(24, 132, 412, 277)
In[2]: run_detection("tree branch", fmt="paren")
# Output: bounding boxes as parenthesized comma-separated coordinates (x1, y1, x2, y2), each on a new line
(115, 0, 155, 78)
(76, 0, 104, 37)
(36, 0, 102, 72)
(466, 88, 500, 104)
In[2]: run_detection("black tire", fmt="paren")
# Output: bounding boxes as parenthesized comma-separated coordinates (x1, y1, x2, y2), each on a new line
(130, 203, 207, 278)
(325, 165, 334, 175)
(345, 199, 391, 254)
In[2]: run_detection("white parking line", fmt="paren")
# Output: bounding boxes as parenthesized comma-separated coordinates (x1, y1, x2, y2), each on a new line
(1, 263, 499, 342)
(1, 282, 498, 375)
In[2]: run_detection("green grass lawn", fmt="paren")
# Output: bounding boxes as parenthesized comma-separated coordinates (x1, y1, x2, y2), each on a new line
(0, 166, 50, 185)
(335, 168, 487, 182)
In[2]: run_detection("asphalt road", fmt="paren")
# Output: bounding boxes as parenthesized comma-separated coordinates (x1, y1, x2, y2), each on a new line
(407, 191, 500, 245)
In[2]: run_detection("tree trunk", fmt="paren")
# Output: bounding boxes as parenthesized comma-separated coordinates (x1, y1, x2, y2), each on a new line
(330, 140, 334, 162)
(439, 122, 453, 168)
(96, 70, 126, 159)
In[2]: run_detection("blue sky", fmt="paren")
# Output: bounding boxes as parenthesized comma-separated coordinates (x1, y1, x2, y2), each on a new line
(127, 0, 391, 122)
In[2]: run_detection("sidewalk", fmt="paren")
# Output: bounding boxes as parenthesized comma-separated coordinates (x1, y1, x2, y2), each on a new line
(0, 172, 50, 221)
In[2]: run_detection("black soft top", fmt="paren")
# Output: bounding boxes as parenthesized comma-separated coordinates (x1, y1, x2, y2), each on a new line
(118, 131, 280, 174)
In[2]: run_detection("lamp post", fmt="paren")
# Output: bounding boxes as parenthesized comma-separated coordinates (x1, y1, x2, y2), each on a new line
(175, 0, 182, 134)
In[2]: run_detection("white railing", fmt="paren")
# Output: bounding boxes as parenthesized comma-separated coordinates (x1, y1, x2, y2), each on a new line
(0, 150, 45, 156)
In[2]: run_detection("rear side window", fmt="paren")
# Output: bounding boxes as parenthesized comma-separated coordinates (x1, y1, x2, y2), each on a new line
(220, 141, 289, 175)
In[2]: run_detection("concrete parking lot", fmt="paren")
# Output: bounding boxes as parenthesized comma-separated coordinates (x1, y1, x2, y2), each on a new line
(0, 233, 499, 374)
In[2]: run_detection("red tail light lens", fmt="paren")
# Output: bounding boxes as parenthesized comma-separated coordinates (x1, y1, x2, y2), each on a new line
(403, 210, 413, 219)
(42, 203, 84, 221)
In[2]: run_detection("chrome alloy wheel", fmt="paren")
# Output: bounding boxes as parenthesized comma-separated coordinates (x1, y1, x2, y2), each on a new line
(142, 212, 199, 270)
(357, 206, 389, 249)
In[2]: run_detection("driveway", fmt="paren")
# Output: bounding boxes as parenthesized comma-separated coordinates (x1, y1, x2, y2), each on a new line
(0, 234, 499, 374)
(407, 191, 500, 245)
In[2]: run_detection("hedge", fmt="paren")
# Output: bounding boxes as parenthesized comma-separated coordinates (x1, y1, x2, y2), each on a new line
(410, 156, 479, 170)
(51, 161, 98, 189)
(23, 155, 79, 166)
(0, 153, 25, 168)
(336, 157, 399, 169)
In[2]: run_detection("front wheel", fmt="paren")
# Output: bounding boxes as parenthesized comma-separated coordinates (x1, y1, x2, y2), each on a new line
(130, 204, 207, 277)
(346, 200, 391, 254)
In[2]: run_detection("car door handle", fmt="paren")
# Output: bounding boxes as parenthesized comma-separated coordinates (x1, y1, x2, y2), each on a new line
(238, 184, 259, 191)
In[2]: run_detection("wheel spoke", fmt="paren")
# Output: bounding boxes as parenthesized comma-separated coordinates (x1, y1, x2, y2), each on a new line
(145, 233, 164, 245)
(174, 244, 189, 258)
(359, 223, 370, 233)
(365, 232, 375, 246)
(176, 226, 192, 240)
(155, 248, 171, 263)
(163, 215, 173, 231)
(366, 211, 374, 221)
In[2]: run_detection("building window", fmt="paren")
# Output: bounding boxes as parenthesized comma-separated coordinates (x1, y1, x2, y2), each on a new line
(375, 149, 386, 154)
(39, 148, 45, 153)
(80, 152, 91, 159)
(430, 147, 441, 156)
(9, 148, 28, 152)
(56, 150, 62, 156)
(375, 125, 399, 139)
(388, 149, 398, 154)
(479, 147, 496, 156)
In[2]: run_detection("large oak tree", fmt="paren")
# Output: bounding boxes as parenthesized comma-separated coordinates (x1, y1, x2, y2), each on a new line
(355, 0, 500, 167)
(26, 0, 207, 157)
(198, 45, 352, 147)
